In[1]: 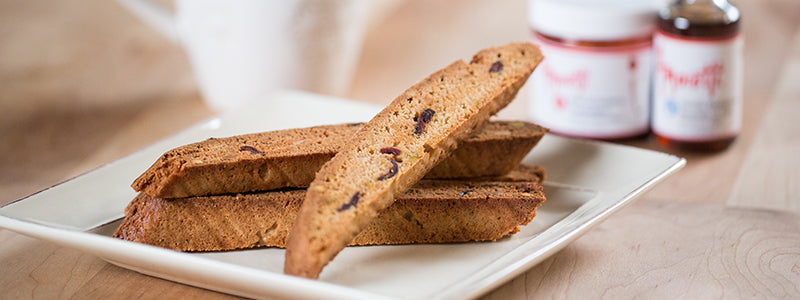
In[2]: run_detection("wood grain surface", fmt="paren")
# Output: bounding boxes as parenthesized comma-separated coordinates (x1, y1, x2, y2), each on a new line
(484, 200, 800, 299)
(1, 0, 799, 299)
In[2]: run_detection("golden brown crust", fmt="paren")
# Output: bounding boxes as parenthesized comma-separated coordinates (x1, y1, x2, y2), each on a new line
(113, 166, 546, 252)
(425, 121, 547, 179)
(132, 121, 546, 199)
(285, 42, 544, 278)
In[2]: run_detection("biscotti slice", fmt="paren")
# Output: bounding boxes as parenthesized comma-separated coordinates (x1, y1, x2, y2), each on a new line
(132, 121, 547, 199)
(285, 42, 543, 278)
(113, 171, 546, 251)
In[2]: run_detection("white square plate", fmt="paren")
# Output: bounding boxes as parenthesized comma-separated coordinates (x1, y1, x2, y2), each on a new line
(0, 90, 685, 300)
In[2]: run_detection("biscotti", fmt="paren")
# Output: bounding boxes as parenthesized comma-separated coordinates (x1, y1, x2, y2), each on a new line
(113, 169, 546, 252)
(285, 42, 543, 278)
(132, 121, 546, 199)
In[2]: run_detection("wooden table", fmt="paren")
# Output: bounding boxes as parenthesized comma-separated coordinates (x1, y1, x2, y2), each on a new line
(2, 0, 799, 298)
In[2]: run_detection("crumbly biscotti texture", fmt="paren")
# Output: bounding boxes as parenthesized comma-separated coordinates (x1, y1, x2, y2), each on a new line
(285, 42, 544, 278)
(112, 166, 546, 252)
(132, 121, 547, 199)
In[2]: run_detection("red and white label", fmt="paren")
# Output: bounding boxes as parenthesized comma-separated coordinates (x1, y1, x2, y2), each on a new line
(527, 35, 652, 139)
(652, 31, 743, 141)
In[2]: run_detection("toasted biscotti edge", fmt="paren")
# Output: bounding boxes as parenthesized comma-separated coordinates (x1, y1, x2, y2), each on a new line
(285, 42, 544, 278)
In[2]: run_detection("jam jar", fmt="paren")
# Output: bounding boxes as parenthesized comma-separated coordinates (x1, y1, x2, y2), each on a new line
(652, 0, 743, 152)
(527, 0, 661, 140)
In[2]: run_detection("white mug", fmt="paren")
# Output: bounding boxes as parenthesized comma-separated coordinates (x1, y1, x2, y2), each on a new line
(117, 0, 372, 111)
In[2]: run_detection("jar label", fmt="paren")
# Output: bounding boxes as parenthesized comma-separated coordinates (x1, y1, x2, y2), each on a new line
(652, 31, 743, 141)
(528, 35, 652, 139)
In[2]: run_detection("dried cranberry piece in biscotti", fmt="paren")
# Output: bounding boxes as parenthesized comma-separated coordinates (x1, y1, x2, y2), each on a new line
(239, 145, 264, 155)
(489, 61, 503, 73)
(336, 192, 360, 212)
(414, 108, 436, 135)
(380, 147, 402, 156)
(377, 158, 399, 181)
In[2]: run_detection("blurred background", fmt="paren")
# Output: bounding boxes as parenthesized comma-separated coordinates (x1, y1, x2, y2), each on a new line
(1, 0, 798, 205)
(2, 0, 800, 298)
(0, 0, 530, 204)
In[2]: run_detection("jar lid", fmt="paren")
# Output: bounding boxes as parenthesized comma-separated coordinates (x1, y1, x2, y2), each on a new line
(529, 0, 662, 41)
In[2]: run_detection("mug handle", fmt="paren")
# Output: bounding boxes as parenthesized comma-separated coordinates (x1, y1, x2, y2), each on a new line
(115, 0, 180, 43)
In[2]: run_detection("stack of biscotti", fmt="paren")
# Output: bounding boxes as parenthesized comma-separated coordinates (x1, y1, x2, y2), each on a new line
(113, 121, 548, 251)
(113, 42, 547, 279)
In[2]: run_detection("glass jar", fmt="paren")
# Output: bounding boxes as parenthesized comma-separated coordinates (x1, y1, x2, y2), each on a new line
(652, 0, 743, 152)
(527, 0, 661, 140)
